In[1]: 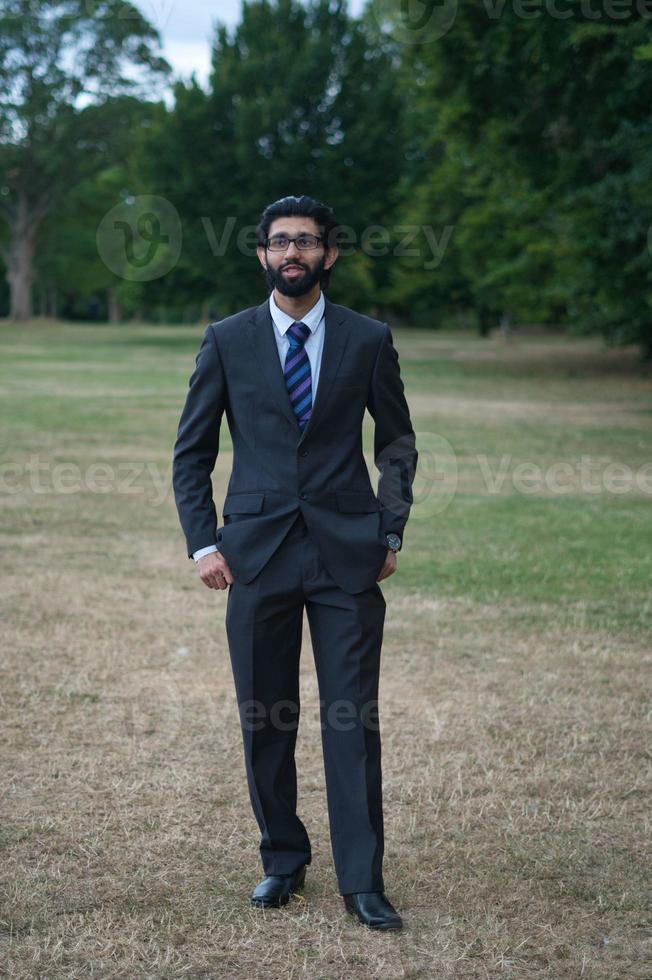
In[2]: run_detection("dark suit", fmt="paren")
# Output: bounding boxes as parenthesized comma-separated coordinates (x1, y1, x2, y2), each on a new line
(173, 295, 417, 893)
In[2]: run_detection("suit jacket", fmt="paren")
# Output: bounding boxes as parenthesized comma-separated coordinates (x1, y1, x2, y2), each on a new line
(172, 294, 418, 595)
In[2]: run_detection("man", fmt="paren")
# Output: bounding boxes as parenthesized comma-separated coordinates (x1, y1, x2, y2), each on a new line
(172, 195, 418, 930)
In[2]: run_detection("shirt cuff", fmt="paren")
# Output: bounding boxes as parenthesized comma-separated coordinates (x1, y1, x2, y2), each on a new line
(193, 544, 219, 562)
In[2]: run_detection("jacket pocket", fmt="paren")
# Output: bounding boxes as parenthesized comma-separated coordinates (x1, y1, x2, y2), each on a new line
(223, 491, 265, 515)
(335, 490, 381, 513)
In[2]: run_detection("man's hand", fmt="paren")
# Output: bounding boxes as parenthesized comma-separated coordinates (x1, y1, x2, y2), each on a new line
(376, 549, 397, 582)
(197, 550, 234, 590)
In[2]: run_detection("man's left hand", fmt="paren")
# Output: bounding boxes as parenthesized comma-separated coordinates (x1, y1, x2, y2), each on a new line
(376, 549, 397, 582)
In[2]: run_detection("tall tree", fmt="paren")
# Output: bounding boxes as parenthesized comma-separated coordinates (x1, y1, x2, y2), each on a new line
(34, 98, 168, 322)
(0, 0, 171, 319)
(382, 2, 652, 353)
(142, 0, 406, 315)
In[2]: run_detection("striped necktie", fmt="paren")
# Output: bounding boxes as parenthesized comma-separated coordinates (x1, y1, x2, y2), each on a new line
(284, 321, 312, 431)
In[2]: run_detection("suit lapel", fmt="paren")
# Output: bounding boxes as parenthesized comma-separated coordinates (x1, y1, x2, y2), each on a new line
(247, 294, 351, 445)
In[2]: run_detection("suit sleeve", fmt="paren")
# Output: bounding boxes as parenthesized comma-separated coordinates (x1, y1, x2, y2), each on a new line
(366, 323, 418, 544)
(172, 324, 227, 558)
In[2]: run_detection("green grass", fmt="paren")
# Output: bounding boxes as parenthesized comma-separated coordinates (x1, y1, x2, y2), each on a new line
(1, 319, 651, 636)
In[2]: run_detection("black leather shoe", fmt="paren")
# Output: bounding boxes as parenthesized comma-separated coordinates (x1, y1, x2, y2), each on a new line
(250, 864, 307, 908)
(343, 891, 403, 930)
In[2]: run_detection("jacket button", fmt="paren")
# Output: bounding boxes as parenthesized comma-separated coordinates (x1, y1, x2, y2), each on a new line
(217, 533, 222, 541)
(299, 492, 307, 500)
(299, 449, 309, 457)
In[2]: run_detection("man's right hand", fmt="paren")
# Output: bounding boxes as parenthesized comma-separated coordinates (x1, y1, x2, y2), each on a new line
(197, 550, 234, 590)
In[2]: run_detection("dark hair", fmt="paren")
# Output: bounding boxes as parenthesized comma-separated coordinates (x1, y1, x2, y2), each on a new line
(256, 195, 340, 289)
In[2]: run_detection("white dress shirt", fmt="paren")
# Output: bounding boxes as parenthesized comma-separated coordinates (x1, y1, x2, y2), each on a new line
(193, 290, 326, 562)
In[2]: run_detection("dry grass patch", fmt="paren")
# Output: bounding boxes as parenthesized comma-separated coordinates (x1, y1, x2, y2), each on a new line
(408, 393, 652, 430)
(1, 558, 650, 978)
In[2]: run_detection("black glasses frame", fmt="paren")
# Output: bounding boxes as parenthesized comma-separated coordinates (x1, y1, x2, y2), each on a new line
(264, 234, 324, 251)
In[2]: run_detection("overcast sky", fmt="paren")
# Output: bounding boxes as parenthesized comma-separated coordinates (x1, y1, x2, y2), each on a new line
(132, 0, 366, 90)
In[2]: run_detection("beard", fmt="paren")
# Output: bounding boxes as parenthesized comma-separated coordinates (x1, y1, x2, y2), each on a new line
(264, 255, 326, 297)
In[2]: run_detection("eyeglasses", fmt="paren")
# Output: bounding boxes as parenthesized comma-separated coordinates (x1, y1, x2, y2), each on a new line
(265, 234, 323, 251)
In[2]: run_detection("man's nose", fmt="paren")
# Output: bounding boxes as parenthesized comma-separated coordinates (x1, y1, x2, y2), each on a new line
(285, 241, 301, 259)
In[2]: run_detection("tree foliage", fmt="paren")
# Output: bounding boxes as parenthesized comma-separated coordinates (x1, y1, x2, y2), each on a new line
(0, 0, 170, 317)
(1, 0, 651, 354)
(385, 1, 652, 353)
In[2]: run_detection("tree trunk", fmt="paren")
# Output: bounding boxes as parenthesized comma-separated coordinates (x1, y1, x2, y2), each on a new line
(6, 191, 40, 321)
(199, 299, 212, 324)
(35, 283, 44, 316)
(478, 307, 492, 338)
(108, 284, 122, 323)
(500, 309, 514, 342)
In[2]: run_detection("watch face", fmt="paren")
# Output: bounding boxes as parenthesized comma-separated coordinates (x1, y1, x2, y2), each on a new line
(386, 533, 401, 551)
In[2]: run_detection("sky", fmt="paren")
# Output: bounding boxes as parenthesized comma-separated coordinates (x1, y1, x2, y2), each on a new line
(132, 0, 366, 91)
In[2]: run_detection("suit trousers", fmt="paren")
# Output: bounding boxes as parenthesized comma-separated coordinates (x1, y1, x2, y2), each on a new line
(224, 508, 387, 895)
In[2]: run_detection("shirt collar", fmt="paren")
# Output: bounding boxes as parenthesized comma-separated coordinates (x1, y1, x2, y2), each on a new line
(269, 289, 325, 337)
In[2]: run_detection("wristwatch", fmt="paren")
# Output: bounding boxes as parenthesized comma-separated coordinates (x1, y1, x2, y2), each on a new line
(385, 532, 402, 553)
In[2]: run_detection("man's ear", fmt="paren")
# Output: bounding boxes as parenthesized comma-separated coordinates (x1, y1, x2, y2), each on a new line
(325, 245, 339, 271)
(256, 246, 268, 270)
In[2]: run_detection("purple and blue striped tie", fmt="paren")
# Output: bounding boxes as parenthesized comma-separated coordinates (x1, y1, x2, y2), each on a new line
(284, 321, 312, 431)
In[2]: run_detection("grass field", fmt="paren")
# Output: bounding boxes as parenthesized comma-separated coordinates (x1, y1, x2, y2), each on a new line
(1, 320, 650, 978)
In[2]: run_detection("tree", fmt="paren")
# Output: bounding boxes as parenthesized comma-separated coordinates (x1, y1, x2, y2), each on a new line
(141, 0, 406, 315)
(380, 1, 652, 353)
(33, 98, 168, 322)
(0, 0, 171, 320)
